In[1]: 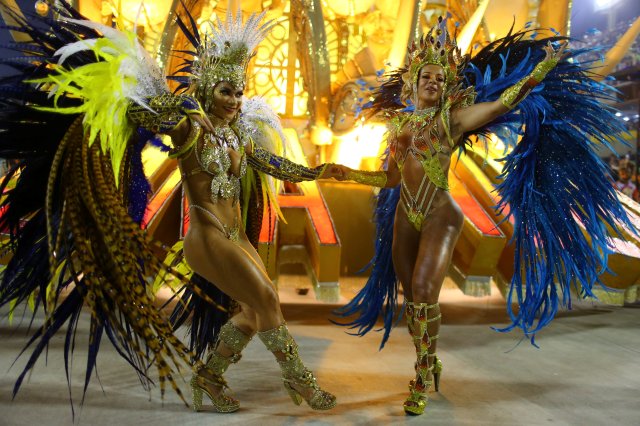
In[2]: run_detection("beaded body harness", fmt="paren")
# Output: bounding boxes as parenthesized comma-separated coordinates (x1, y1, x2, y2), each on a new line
(390, 105, 454, 231)
(169, 117, 247, 242)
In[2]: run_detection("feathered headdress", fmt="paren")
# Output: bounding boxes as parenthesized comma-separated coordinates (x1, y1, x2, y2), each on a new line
(366, 16, 475, 116)
(401, 16, 468, 103)
(172, 8, 274, 110)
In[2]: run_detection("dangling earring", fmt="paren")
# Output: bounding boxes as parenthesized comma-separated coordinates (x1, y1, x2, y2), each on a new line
(411, 82, 419, 110)
(439, 85, 446, 108)
(230, 108, 241, 125)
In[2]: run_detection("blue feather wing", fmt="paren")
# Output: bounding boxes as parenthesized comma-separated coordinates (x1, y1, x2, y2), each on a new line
(333, 186, 403, 349)
(466, 34, 633, 342)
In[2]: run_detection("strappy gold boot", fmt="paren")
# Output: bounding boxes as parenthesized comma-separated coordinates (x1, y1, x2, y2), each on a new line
(403, 302, 442, 415)
(258, 323, 337, 410)
(191, 321, 252, 413)
(405, 306, 443, 392)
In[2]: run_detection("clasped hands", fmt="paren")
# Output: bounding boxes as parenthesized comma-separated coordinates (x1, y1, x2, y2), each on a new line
(320, 163, 351, 180)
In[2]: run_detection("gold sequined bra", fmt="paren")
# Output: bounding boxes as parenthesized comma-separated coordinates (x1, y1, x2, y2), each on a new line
(170, 120, 247, 206)
(130, 96, 332, 211)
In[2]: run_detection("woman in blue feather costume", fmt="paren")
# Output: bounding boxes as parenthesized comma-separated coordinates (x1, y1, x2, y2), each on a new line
(332, 17, 632, 415)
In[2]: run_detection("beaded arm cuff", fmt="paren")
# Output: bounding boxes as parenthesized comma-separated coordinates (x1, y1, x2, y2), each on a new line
(345, 169, 387, 187)
(128, 93, 204, 133)
(247, 145, 327, 182)
(499, 58, 558, 110)
(168, 120, 201, 159)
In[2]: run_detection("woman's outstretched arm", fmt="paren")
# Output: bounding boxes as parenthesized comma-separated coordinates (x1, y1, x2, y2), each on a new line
(127, 93, 216, 147)
(243, 138, 345, 182)
(450, 41, 567, 140)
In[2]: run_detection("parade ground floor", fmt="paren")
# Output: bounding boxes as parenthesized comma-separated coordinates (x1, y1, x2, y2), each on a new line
(1, 277, 638, 426)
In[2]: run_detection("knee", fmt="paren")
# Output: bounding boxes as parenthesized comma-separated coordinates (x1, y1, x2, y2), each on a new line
(411, 282, 439, 305)
(447, 205, 464, 235)
(251, 285, 280, 316)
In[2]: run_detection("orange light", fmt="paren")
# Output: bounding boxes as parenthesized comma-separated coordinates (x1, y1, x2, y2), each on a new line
(260, 128, 339, 245)
(333, 121, 386, 168)
(259, 188, 338, 245)
(449, 172, 502, 237)
(142, 168, 181, 229)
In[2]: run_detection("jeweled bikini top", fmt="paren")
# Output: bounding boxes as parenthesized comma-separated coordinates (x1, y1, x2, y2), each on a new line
(389, 106, 453, 191)
(174, 117, 248, 206)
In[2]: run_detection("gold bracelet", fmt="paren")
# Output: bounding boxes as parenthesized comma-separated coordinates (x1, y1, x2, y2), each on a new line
(499, 58, 558, 110)
(345, 169, 387, 187)
(168, 120, 201, 159)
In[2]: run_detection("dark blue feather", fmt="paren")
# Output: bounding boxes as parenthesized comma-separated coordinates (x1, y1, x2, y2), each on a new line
(333, 185, 402, 349)
(127, 136, 152, 224)
(168, 276, 233, 360)
(336, 28, 634, 346)
(468, 32, 633, 342)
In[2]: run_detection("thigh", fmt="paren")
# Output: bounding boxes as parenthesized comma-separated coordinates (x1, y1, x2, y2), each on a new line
(183, 225, 279, 312)
(411, 201, 463, 303)
(236, 233, 268, 272)
(392, 207, 421, 302)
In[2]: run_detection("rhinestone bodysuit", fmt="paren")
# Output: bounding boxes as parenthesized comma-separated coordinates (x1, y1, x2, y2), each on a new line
(176, 118, 247, 242)
(390, 107, 452, 231)
(196, 125, 247, 206)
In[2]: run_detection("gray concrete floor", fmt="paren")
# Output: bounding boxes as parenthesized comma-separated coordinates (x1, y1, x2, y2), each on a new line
(1, 279, 639, 426)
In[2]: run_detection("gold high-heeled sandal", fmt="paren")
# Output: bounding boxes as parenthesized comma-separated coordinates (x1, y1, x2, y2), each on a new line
(258, 323, 337, 410)
(403, 302, 441, 415)
(191, 370, 240, 413)
(431, 354, 443, 392)
(191, 321, 252, 413)
(404, 367, 433, 415)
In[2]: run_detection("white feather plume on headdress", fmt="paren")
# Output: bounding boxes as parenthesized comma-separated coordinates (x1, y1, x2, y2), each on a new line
(209, 9, 272, 57)
(193, 8, 275, 108)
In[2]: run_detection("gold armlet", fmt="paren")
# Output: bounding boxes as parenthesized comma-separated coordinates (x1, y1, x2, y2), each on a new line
(345, 169, 387, 187)
(168, 120, 201, 159)
(499, 58, 558, 110)
(247, 146, 323, 182)
(128, 94, 204, 133)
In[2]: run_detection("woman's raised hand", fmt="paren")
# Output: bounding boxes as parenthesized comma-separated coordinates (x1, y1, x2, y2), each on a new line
(543, 40, 569, 62)
(189, 112, 216, 133)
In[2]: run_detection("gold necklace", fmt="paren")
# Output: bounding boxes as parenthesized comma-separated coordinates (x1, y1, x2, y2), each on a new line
(408, 106, 438, 132)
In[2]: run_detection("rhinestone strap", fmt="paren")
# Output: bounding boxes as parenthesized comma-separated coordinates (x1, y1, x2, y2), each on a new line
(344, 169, 388, 187)
(189, 204, 240, 242)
